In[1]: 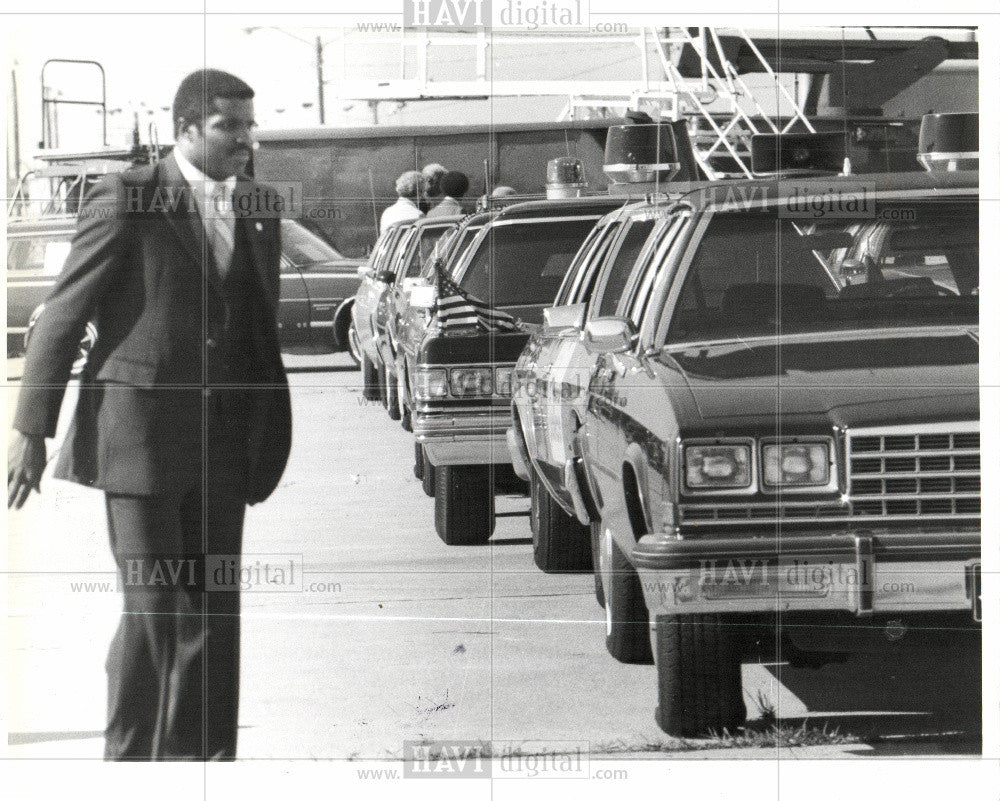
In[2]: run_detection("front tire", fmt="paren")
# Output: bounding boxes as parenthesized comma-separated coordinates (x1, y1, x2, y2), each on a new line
(654, 614, 747, 737)
(376, 360, 388, 407)
(385, 365, 401, 421)
(362, 355, 380, 401)
(413, 441, 424, 479)
(590, 521, 605, 608)
(434, 465, 494, 545)
(530, 471, 592, 573)
(599, 525, 652, 664)
(422, 450, 436, 497)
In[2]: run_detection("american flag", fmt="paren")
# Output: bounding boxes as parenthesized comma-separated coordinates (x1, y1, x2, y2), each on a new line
(434, 266, 520, 332)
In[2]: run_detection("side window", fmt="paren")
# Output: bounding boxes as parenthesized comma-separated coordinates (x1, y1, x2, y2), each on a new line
(554, 225, 603, 306)
(390, 228, 416, 275)
(561, 222, 622, 306)
(595, 219, 656, 318)
(574, 222, 623, 305)
(625, 216, 686, 325)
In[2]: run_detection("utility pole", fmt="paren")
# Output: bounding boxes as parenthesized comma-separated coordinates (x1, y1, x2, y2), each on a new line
(10, 67, 21, 189)
(316, 36, 326, 124)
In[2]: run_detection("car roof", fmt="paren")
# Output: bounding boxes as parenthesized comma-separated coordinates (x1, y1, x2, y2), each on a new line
(491, 195, 628, 222)
(411, 214, 463, 229)
(613, 170, 977, 219)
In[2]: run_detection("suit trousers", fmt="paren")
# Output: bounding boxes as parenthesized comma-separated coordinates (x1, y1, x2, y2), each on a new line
(103, 419, 249, 761)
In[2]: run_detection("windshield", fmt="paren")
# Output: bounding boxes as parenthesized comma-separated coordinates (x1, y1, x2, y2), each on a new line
(459, 218, 598, 306)
(281, 220, 345, 266)
(665, 201, 978, 344)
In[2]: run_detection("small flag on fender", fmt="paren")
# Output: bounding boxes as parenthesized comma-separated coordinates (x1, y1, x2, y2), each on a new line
(434, 266, 519, 332)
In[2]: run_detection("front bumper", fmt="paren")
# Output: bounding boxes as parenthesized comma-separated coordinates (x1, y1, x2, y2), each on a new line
(414, 410, 511, 467)
(633, 529, 981, 620)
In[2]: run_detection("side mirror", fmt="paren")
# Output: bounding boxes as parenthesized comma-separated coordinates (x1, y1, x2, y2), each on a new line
(410, 285, 437, 309)
(583, 317, 637, 355)
(376, 270, 396, 285)
(543, 302, 586, 331)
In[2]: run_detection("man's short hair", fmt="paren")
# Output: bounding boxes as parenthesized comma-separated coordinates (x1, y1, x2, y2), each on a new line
(395, 171, 426, 200)
(173, 69, 255, 136)
(440, 171, 469, 198)
(491, 185, 518, 198)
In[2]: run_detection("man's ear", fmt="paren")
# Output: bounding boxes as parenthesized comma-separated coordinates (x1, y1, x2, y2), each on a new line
(175, 119, 199, 142)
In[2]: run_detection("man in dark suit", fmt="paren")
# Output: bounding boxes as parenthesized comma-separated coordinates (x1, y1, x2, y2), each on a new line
(7, 69, 292, 760)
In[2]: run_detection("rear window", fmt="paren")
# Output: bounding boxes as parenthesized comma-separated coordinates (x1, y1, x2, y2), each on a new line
(459, 218, 598, 306)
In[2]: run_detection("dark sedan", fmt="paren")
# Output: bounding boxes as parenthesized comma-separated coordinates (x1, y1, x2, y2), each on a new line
(7, 217, 364, 363)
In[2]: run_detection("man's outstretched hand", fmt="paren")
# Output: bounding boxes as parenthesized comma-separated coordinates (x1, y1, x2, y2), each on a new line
(8, 432, 46, 509)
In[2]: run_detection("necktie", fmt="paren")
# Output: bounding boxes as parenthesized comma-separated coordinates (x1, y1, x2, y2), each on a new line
(209, 183, 235, 281)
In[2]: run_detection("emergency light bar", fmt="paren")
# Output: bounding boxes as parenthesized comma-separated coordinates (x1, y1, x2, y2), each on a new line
(750, 132, 846, 177)
(917, 112, 978, 172)
(603, 122, 682, 184)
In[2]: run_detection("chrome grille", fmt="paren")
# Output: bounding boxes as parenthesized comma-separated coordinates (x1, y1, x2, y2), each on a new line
(847, 426, 980, 518)
(677, 423, 980, 527)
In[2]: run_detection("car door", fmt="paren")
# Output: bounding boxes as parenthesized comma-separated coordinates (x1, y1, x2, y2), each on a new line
(582, 212, 692, 537)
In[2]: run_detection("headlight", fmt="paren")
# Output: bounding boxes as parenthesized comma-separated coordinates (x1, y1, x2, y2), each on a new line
(450, 367, 492, 397)
(762, 442, 831, 488)
(414, 368, 448, 401)
(495, 367, 513, 397)
(684, 444, 751, 490)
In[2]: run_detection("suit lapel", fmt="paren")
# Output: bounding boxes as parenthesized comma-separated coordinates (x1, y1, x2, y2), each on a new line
(234, 178, 279, 313)
(157, 153, 222, 295)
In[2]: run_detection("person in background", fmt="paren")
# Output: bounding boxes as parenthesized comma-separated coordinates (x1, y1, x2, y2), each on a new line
(420, 163, 447, 212)
(380, 170, 426, 231)
(476, 184, 519, 211)
(427, 171, 469, 218)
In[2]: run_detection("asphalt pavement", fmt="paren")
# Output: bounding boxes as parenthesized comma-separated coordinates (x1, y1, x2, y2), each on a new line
(5, 352, 982, 761)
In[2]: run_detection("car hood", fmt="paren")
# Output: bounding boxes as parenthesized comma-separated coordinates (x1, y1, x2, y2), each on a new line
(658, 327, 979, 430)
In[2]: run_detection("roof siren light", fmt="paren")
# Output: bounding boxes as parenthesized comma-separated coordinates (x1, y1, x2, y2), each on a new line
(750, 132, 847, 177)
(546, 157, 587, 199)
(917, 112, 978, 173)
(602, 120, 681, 184)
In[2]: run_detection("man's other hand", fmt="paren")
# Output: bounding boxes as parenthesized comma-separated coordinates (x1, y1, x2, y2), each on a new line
(8, 432, 46, 509)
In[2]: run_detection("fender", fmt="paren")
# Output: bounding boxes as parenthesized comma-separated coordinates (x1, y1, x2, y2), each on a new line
(622, 442, 654, 547)
(333, 297, 354, 349)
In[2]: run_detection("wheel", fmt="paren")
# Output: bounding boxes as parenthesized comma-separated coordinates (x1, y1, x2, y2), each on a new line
(413, 441, 424, 480)
(71, 322, 98, 376)
(530, 471, 591, 573)
(654, 614, 747, 737)
(362, 355, 380, 401)
(422, 450, 435, 497)
(385, 366, 401, 421)
(398, 370, 412, 431)
(434, 465, 494, 545)
(376, 360, 388, 407)
(345, 318, 362, 367)
(590, 521, 605, 608)
(598, 524, 652, 663)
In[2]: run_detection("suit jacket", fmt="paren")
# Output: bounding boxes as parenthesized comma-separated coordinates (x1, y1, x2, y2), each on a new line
(13, 153, 292, 504)
(426, 197, 463, 218)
